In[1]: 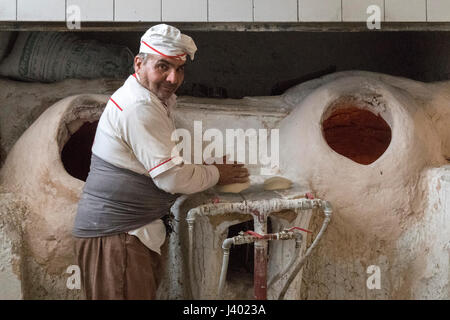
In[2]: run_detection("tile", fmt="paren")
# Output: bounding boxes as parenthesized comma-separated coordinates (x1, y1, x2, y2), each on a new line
(0, 0, 16, 20)
(343, 0, 384, 22)
(385, 0, 426, 22)
(254, 0, 297, 22)
(208, 0, 253, 22)
(115, 0, 161, 22)
(67, 0, 113, 22)
(299, 0, 341, 22)
(162, 0, 207, 22)
(427, 0, 450, 22)
(17, 0, 65, 21)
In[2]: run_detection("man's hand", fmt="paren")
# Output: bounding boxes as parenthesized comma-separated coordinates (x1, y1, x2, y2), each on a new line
(213, 156, 249, 185)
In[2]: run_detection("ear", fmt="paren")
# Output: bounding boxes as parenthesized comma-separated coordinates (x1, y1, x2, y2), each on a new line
(134, 55, 143, 73)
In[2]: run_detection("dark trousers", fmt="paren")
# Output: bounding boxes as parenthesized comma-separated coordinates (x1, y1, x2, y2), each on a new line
(74, 233, 161, 300)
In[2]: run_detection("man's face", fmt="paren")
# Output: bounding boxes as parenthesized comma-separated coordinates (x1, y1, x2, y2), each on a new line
(134, 54, 186, 102)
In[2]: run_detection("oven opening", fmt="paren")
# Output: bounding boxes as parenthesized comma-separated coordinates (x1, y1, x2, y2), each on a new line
(322, 98, 392, 165)
(61, 120, 98, 182)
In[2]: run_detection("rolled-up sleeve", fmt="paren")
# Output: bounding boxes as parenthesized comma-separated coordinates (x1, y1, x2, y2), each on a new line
(153, 163, 220, 195)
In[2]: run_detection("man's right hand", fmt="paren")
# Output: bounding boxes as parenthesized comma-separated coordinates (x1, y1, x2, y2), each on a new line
(213, 156, 249, 185)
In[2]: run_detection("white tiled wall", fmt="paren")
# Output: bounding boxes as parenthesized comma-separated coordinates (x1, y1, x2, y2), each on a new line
(67, 0, 113, 22)
(209, 0, 253, 22)
(299, 0, 341, 22)
(343, 0, 385, 22)
(427, 0, 450, 22)
(17, 0, 65, 21)
(385, 0, 427, 22)
(115, 0, 161, 22)
(254, 0, 297, 22)
(0, 0, 16, 20)
(162, 0, 207, 22)
(0, 0, 448, 23)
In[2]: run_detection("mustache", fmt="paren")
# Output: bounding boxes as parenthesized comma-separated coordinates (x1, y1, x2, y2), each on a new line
(161, 83, 178, 90)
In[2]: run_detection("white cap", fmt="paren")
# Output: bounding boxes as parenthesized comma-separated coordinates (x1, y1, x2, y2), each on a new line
(139, 24, 197, 61)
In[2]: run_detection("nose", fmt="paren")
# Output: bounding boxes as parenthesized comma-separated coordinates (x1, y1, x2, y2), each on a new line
(166, 68, 178, 84)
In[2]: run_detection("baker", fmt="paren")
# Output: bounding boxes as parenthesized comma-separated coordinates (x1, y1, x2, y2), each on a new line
(72, 24, 249, 300)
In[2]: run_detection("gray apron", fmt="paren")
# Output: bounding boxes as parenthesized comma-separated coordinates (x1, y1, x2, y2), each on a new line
(73, 153, 178, 238)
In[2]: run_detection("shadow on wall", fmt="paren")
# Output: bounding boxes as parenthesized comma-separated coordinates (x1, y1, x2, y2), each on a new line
(2, 31, 450, 99)
(177, 31, 450, 98)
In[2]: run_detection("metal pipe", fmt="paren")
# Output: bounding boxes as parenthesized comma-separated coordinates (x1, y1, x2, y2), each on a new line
(218, 230, 299, 298)
(253, 210, 268, 300)
(187, 198, 322, 218)
(267, 232, 303, 288)
(187, 198, 331, 300)
(254, 241, 268, 300)
(186, 215, 196, 299)
(218, 237, 234, 298)
(277, 201, 333, 300)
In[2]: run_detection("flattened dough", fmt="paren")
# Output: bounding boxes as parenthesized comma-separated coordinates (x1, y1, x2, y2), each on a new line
(263, 176, 292, 190)
(216, 181, 251, 193)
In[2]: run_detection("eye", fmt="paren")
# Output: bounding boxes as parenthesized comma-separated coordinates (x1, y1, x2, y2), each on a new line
(177, 65, 185, 72)
(157, 64, 169, 72)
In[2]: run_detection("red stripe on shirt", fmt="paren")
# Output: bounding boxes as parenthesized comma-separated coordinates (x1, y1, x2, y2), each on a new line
(148, 158, 174, 173)
(109, 98, 123, 111)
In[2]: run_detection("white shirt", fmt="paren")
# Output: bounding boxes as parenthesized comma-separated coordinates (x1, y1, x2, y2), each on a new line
(92, 74, 219, 254)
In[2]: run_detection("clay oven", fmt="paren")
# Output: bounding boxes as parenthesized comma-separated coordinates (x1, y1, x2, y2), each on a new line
(0, 71, 449, 299)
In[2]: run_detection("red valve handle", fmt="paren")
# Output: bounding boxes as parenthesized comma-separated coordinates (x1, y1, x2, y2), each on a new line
(288, 226, 312, 233)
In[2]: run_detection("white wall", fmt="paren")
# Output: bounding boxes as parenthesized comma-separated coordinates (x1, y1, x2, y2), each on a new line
(0, 0, 447, 22)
